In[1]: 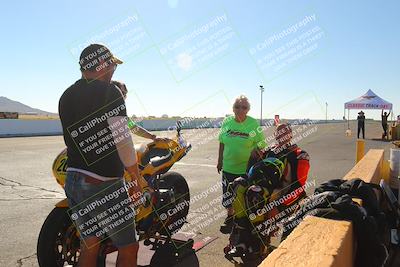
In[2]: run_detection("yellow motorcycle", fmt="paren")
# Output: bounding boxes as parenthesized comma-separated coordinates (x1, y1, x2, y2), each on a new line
(37, 122, 191, 266)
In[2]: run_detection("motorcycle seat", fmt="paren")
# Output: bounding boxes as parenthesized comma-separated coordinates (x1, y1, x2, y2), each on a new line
(140, 147, 170, 166)
(150, 153, 173, 167)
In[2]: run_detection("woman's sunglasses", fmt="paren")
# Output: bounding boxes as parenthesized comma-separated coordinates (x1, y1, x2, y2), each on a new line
(234, 105, 249, 110)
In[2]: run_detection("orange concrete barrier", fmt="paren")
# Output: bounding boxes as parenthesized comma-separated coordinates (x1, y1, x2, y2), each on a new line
(259, 216, 353, 267)
(344, 149, 384, 184)
(259, 149, 384, 267)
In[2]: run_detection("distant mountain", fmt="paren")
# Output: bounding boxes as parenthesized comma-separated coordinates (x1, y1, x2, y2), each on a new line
(0, 96, 57, 115)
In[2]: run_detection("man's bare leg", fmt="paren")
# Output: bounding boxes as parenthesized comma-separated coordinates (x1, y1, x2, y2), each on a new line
(116, 242, 139, 267)
(78, 236, 101, 267)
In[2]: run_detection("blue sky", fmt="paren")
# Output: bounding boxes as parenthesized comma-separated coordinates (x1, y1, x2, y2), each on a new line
(0, 0, 399, 120)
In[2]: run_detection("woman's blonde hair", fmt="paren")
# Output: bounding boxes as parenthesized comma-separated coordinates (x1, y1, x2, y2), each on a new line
(233, 95, 251, 109)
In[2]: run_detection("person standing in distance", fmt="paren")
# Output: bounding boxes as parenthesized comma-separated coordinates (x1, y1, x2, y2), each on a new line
(381, 109, 391, 139)
(357, 111, 365, 139)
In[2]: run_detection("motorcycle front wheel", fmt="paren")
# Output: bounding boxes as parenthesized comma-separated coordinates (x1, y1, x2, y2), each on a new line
(37, 207, 106, 267)
(158, 171, 190, 236)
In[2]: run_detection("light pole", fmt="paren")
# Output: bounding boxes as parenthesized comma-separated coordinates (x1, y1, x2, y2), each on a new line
(259, 85, 264, 126)
(325, 102, 328, 123)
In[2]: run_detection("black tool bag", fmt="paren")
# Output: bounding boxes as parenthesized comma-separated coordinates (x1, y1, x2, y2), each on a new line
(316, 179, 390, 267)
(279, 178, 394, 267)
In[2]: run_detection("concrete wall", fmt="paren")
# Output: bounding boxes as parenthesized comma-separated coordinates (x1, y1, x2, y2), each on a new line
(136, 118, 224, 131)
(0, 118, 225, 137)
(0, 118, 342, 137)
(0, 119, 63, 137)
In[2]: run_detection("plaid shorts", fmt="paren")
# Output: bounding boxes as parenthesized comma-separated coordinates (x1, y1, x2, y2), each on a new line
(64, 171, 138, 248)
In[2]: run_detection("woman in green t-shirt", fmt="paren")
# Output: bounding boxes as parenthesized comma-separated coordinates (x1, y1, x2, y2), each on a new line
(217, 95, 266, 233)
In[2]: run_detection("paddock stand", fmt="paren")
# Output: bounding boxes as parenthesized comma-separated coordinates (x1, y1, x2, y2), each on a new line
(102, 232, 215, 266)
(144, 235, 195, 266)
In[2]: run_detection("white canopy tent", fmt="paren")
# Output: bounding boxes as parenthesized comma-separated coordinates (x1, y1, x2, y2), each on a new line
(344, 89, 393, 129)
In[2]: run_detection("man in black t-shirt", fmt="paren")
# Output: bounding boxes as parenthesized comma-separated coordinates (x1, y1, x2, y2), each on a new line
(357, 111, 365, 139)
(59, 44, 140, 267)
